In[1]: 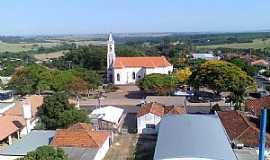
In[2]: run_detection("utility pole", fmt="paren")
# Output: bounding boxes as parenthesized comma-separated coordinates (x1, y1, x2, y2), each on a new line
(259, 107, 267, 160)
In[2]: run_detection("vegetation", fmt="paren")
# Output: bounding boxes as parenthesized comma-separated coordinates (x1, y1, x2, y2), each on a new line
(228, 58, 258, 76)
(37, 92, 89, 130)
(7, 64, 101, 95)
(138, 73, 178, 95)
(174, 67, 192, 84)
(17, 146, 68, 160)
(189, 60, 255, 110)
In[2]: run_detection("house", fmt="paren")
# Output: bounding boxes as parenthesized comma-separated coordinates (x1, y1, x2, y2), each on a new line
(251, 59, 269, 68)
(0, 130, 55, 160)
(218, 111, 270, 148)
(137, 102, 186, 134)
(0, 95, 43, 145)
(192, 53, 219, 60)
(153, 114, 237, 160)
(106, 33, 173, 85)
(50, 123, 112, 160)
(245, 96, 270, 117)
(89, 106, 125, 132)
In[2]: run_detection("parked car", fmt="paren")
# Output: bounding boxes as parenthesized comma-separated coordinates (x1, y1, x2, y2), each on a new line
(174, 90, 194, 96)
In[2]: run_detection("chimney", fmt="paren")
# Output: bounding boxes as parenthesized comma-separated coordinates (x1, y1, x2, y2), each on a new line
(22, 101, 32, 134)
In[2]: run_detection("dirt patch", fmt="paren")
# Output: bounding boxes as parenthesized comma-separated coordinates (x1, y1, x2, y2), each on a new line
(104, 134, 138, 160)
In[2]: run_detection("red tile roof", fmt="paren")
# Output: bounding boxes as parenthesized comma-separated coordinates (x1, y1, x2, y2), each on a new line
(0, 95, 43, 141)
(50, 123, 111, 148)
(245, 96, 270, 116)
(218, 111, 270, 147)
(4, 95, 43, 118)
(113, 56, 172, 69)
(137, 102, 186, 117)
(0, 115, 25, 141)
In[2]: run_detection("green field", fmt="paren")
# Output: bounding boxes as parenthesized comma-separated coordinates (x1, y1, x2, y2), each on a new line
(197, 38, 270, 49)
(0, 42, 59, 53)
(0, 40, 106, 53)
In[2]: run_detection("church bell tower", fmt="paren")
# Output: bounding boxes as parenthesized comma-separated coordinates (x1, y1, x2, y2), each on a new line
(107, 33, 116, 82)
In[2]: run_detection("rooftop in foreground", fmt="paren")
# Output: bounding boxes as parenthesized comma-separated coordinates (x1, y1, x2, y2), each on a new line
(154, 114, 237, 160)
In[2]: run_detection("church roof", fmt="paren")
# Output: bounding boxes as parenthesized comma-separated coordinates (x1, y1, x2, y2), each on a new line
(113, 56, 172, 68)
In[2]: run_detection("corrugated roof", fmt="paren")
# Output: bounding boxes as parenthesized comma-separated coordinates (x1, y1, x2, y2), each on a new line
(0, 130, 55, 156)
(90, 106, 124, 124)
(154, 114, 237, 160)
(62, 147, 98, 160)
(113, 56, 172, 68)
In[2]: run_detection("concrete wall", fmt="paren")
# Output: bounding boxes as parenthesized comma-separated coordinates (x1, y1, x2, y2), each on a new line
(137, 113, 161, 134)
(93, 137, 110, 160)
(20, 118, 38, 135)
(113, 66, 173, 85)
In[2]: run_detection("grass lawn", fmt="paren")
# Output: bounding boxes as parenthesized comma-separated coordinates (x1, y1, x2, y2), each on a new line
(197, 38, 270, 49)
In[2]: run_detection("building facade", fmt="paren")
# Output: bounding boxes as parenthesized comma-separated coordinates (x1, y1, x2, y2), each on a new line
(107, 33, 173, 85)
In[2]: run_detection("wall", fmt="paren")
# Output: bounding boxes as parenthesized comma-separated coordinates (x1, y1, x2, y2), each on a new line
(113, 65, 173, 85)
(137, 113, 161, 134)
(93, 137, 110, 160)
(20, 118, 39, 135)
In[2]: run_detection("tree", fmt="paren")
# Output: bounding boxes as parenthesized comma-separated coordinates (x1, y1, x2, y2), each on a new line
(37, 92, 89, 129)
(17, 146, 68, 160)
(7, 64, 101, 95)
(138, 73, 178, 95)
(189, 60, 255, 110)
(174, 67, 192, 84)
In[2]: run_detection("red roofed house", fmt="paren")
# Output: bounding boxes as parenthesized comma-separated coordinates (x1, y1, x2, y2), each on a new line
(106, 33, 173, 85)
(245, 96, 270, 117)
(0, 95, 43, 145)
(137, 102, 186, 134)
(218, 111, 270, 148)
(51, 123, 112, 160)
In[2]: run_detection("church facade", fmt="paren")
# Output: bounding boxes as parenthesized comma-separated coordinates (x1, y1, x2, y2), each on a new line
(107, 33, 173, 85)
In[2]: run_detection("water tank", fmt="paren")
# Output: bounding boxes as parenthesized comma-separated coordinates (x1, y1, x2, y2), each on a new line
(23, 101, 32, 119)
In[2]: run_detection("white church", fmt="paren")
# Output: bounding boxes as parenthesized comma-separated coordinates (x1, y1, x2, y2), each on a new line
(107, 33, 173, 85)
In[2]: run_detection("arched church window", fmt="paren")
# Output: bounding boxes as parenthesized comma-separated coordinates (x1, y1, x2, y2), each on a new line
(132, 72, 136, 80)
(117, 73, 120, 81)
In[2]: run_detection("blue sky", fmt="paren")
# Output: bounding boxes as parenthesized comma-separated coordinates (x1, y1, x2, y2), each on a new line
(1, 0, 270, 35)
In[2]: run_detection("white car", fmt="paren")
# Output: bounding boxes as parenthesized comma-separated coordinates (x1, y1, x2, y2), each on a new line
(174, 90, 194, 96)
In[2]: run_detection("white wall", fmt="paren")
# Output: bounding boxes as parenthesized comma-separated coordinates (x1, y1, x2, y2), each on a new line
(94, 137, 110, 160)
(137, 113, 161, 134)
(20, 118, 39, 135)
(113, 65, 173, 85)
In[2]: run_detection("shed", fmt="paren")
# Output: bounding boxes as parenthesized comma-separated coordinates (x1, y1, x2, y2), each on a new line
(154, 114, 237, 160)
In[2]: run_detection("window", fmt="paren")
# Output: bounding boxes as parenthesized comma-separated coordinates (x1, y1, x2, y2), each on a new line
(138, 75, 141, 79)
(132, 72, 136, 80)
(117, 73, 120, 81)
(146, 124, 156, 129)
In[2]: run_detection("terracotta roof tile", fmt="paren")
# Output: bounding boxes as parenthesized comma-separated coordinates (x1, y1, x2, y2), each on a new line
(50, 123, 111, 148)
(137, 103, 186, 117)
(113, 56, 172, 68)
(245, 96, 270, 116)
(0, 115, 25, 141)
(5, 95, 43, 117)
(164, 106, 186, 115)
(218, 111, 270, 147)
(137, 102, 164, 117)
